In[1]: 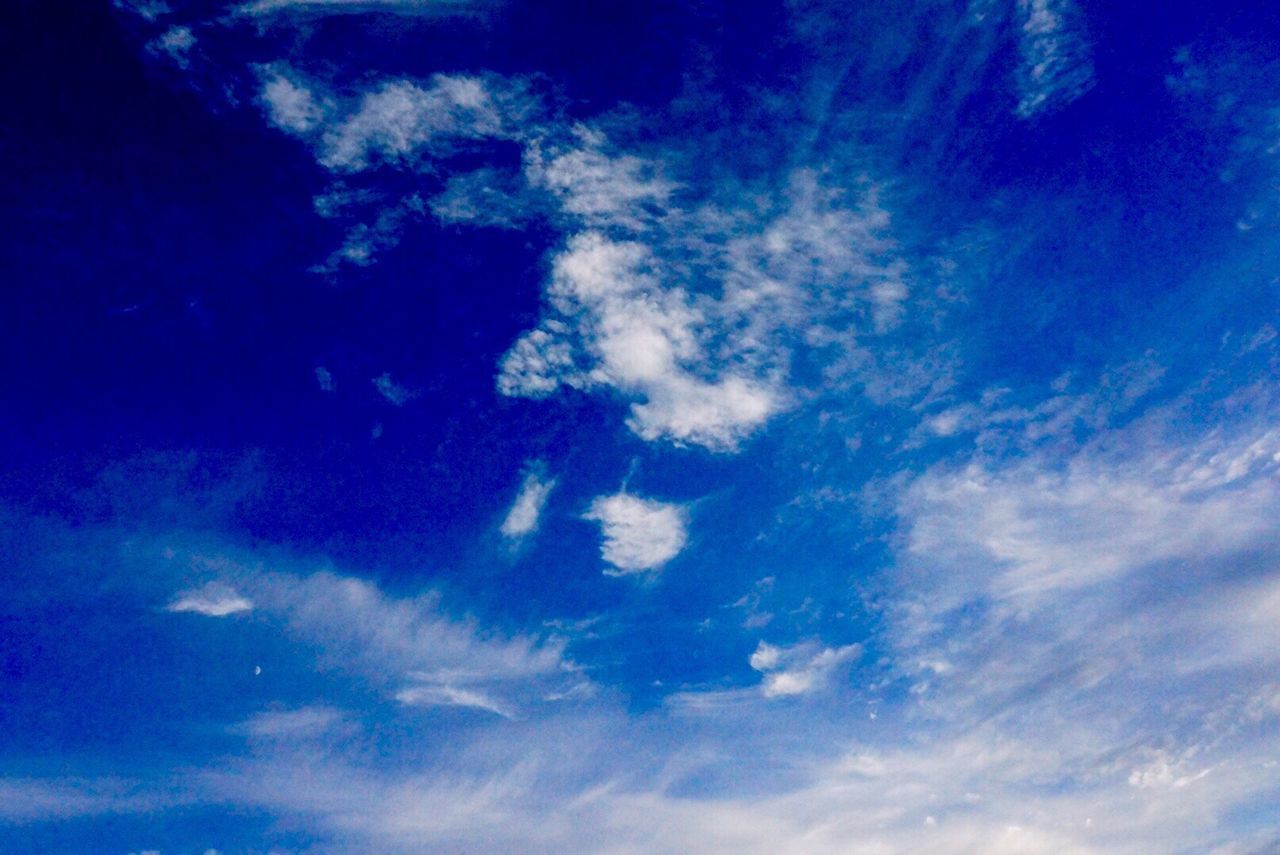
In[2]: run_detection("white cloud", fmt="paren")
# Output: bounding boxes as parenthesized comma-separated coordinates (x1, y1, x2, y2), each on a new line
(168, 553, 575, 719)
(239, 706, 348, 740)
(870, 397, 1280, 853)
(249, 67, 908, 452)
(395, 684, 514, 718)
(245, 568, 567, 685)
(318, 76, 508, 171)
(902, 423, 1280, 605)
(748, 639, 863, 698)
(147, 26, 195, 69)
(313, 195, 428, 273)
(1015, 0, 1095, 118)
(500, 468, 555, 539)
(166, 582, 253, 617)
(372, 372, 414, 405)
(256, 69, 532, 174)
(113, 0, 170, 21)
(429, 168, 532, 228)
(583, 492, 687, 575)
(0, 777, 184, 823)
(526, 127, 676, 230)
(259, 70, 324, 134)
(235, 0, 485, 19)
(498, 170, 908, 451)
(499, 231, 780, 450)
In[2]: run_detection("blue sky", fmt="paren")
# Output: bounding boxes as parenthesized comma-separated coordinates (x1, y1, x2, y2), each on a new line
(2, 0, 1280, 851)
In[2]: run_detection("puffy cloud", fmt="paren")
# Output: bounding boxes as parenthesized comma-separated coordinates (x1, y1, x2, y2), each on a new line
(525, 127, 676, 230)
(147, 25, 195, 69)
(500, 467, 555, 539)
(317, 76, 512, 171)
(250, 65, 908, 453)
(259, 70, 324, 134)
(583, 492, 687, 575)
(166, 581, 253, 617)
(498, 171, 907, 451)
(499, 231, 779, 450)
(255, 67, 533, 173)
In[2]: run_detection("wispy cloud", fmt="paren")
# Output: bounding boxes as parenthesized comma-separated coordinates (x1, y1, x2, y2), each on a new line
(314, 365, 335, 391)
(166, 581, 253, 617)
(112, 0, 171, 22)
(1014, 0, 1095, 118)
(748, 639, 862, 698)
(259, 67, 325, 134)
(249, 56, 910, 451)
(234, 0, 493, 20)
(499, 169, 907, 450)
(500, 466, 555, 539)
(238, 706, 349, 740)
(146, 25, 196, 69)
(372, 372, 414, 405)
(0, 777, 186, 823)
(394, 683, 514, 718)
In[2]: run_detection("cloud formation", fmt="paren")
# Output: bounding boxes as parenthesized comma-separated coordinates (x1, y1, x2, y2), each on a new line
(500, 467, 555, 539)
(584, 492, 688, 574)
(749, 639, 863, 698)
(1015, 0, 1095, 117)
(166, 581, 254, 616)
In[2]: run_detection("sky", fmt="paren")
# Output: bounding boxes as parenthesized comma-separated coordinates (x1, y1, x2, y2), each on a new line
(2, 0, 1279, 852)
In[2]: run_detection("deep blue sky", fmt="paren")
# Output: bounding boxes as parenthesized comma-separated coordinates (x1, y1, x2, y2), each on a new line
(3, 0, 1280, 852)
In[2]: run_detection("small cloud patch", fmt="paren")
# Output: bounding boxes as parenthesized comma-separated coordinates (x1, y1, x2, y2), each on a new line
(584, 492, 687, 575)
(167, 582, 253, 617)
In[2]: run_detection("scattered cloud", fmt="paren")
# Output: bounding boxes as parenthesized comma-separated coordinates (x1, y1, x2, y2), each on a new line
(583, 492, 687, 575)
(748, 639, 862, 698)
(394, 683, 514, 718)
(112, 0, 171, 22)
(1015, 0, 1095, 118)
(234, 0, 491, 20)
(147, 26, 196, 69)
(901, 418, 1280, 606)
(245, 566, 568, 683)
(259, 68, 325, 134)
(372, 372, 414, 405)
(525, 126, 677, 230)
(314, 365, 335, 391)
(429, 168, 534, 228)
(498, 168, 908, 450)
(500, 231, 780, 450)
(500, 466, 555, 539)
(166, 581, 253, 617)
(239, 706, 349, 740)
